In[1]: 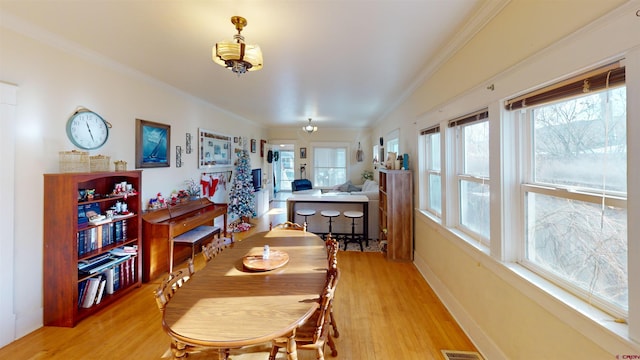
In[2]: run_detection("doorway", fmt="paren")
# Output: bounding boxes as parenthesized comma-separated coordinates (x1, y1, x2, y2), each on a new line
(273, 143, 294, 193)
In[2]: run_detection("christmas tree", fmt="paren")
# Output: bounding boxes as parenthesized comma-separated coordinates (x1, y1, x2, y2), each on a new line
(228, 148, 256, 227)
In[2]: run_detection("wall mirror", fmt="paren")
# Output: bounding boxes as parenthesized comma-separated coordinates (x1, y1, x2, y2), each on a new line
(198, 128, 233, 169)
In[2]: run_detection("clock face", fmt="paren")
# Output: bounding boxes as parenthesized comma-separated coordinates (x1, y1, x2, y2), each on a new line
(66, 110, 109, 150)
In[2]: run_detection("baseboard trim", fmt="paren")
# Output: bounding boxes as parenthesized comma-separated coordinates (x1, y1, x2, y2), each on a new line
(414, 253, 507, 360)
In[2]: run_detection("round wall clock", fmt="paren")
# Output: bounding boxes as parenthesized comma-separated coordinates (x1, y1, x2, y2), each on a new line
(66, 108, 111, 150)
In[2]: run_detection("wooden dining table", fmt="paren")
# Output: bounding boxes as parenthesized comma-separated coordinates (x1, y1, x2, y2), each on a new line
(162, 229, 328, 360)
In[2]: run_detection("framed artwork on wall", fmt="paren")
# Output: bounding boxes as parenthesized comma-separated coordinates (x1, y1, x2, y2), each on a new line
(300, 147, 307, 159)
(135, 119, 170, 168)
(185, 133, 192, 154)
(260, 139, 266, 157)
(198, 128, 233, 169)
(250, 139, 257, 153)
(176, 145, 182, 167)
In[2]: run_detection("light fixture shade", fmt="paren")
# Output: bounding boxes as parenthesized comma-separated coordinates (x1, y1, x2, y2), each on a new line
(213, 16, 263, 75)
(213, 42, 263, 73)
(302, 118, 318, 133)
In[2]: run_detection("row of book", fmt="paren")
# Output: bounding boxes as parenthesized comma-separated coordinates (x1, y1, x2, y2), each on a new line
(78, 255, 137, 309)
(77, 220, 128, 256)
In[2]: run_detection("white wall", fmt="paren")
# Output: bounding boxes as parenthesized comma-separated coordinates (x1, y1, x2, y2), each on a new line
(372, 1, 640, 358)
(0, 26, 268, 344)
(0, 82, 17, 346)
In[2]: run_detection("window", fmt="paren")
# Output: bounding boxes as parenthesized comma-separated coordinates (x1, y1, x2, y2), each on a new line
(450, 110, 490, 243)
(419, 126, 441, 217)
(386, 129, 399, 161)
(313, 145, 347, 188)
(519, 80, 628, 314)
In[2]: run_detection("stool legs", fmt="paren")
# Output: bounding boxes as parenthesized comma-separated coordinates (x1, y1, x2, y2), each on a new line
(320, 210, 340, 240)
(344, 216, 364, 251)
(342, 211, 364, 251)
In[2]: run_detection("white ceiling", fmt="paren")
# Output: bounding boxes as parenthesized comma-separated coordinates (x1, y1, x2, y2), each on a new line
(0, 1, 505, 129)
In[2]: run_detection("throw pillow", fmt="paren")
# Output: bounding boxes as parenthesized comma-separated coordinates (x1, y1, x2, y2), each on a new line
(337, 180, 352, 192)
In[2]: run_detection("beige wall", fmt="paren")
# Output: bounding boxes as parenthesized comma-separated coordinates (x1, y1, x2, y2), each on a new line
(372, 0, 639, 358)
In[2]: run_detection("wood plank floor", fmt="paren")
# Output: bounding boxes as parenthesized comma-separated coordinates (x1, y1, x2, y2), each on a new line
(0, 196, 477, 359)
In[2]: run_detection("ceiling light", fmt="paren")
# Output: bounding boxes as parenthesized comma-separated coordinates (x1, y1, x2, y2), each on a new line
(213, 16, 263, 76)
(302, 118, 318, 133)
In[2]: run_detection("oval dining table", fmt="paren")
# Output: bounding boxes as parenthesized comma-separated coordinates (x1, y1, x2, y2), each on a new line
(162, 228, 328, 360)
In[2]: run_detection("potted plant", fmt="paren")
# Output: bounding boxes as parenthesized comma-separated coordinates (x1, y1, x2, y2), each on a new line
(184, 179, 201, 200)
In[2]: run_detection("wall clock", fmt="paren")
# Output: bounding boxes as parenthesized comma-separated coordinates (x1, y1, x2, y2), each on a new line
(66, 107, 111, 150)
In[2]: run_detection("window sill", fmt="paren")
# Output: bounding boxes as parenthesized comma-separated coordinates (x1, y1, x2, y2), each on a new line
(416, 210, 640, 355)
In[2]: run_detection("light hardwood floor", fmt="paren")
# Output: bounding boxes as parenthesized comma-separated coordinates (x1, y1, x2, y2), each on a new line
(0, 195, 477, 359)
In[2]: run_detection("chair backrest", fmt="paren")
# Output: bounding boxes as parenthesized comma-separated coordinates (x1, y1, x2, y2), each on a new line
(154, 258, 195, 311)
(270, 221, 306, 231)
(311, 268, 340, 342)
(201, 237, 227, 262)
(325, 235, 339, 271)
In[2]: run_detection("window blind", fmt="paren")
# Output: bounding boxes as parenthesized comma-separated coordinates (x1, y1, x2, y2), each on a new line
(505, 62, 625, 110)
(420, 125, 440, 135)
(448, 109, 489, 128)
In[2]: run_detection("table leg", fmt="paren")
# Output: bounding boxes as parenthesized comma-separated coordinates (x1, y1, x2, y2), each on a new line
(286, 333, 298, 360)
(218, 348, 229, 360)
(362, 201, 369, 246)
(172, 341, 188, 359)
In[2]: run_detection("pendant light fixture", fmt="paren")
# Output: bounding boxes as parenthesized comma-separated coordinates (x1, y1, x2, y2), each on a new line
(302, 118, 318, 134)
(213, 16, 263, 76)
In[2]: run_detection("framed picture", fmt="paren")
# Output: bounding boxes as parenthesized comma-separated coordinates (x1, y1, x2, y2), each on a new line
(250, 139, 257, 153)
(300, 147, 307, 159)
(199, 128, 233, 169)
(260, 139, 266, 157)
(135, 119, 170, 168)
(176, 145, 183, 167)
(185, 133, 192, 154)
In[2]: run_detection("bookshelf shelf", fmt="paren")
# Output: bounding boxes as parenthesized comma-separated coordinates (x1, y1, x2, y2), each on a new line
(43, 170, 143, 327)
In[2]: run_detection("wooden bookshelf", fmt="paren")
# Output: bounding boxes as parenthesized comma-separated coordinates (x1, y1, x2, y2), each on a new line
(43, 171, 142, 327)
(379, 169, 413, 261)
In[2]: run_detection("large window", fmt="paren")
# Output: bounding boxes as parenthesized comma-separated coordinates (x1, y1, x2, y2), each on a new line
(313, 146, 347, 188)
(419, 126, 441, 217)
(519, 80, 628, 314)
(451, 110, 490, 243)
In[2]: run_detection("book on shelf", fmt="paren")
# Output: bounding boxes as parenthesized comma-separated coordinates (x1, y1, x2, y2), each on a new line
(94, 277, 107, 305)
(77, 219, 132, 256)
(78, 253, 131, 275)
(80, 276, 101, 308)
(105, 267, 115, 294)
(109, 245, 138, 256)
(78, 281, 88, 307)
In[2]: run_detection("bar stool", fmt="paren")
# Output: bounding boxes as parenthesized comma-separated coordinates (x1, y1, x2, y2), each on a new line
(343, 211, 364, 251)
(320, 210, 340, 239)
(296, 209, 316, 229)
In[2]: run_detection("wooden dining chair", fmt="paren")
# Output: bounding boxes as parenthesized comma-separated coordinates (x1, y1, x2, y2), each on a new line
(325, 235, 340, 338)
(269, 269, 340, 360)
(269, 221, 306, 231)
(153, 258, 195, 312)
(201, 237, 228, 263)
